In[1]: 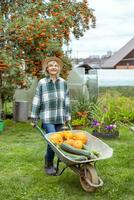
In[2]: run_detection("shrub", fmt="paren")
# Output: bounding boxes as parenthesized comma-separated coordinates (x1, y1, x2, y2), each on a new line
(90, 92, 134, 125)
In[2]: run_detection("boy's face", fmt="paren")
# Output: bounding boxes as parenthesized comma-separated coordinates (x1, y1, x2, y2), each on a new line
(47, 61, 60, 76)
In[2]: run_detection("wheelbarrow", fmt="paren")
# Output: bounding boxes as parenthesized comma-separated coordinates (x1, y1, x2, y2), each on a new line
(35, 125, 113, 192)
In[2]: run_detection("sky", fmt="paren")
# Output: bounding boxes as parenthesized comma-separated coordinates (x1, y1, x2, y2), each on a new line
(68, 0, 134, 58)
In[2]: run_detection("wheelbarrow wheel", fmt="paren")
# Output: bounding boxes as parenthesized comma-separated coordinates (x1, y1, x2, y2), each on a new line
(80, 164, 99, 192)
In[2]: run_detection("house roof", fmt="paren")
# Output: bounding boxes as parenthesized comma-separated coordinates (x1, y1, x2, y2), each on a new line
(101, 37, 134, 68)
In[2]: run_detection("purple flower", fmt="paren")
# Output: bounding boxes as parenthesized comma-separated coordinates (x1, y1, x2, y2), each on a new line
(92, 120, 100, 127)
(105, 125, 113, 131)
(92, 119, 118, 134)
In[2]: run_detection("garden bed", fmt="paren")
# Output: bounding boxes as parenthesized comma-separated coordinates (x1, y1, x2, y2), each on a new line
(92, 130, 119, 139)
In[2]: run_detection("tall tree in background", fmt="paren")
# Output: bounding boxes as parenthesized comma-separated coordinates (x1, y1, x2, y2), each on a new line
(0, 0, 96, 116)
(1, 0, 95, 76)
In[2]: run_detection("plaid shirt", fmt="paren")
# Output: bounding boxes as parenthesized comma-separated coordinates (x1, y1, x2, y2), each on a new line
(31, 76, 71, 124)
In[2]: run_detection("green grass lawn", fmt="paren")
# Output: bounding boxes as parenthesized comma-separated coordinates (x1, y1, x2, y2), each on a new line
(0, 121, 134, 200)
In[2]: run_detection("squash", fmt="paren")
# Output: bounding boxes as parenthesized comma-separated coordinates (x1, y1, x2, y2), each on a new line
(59, 131, 73, 140)
(61, 143, 91, 158)
(72, 140, 83, 149)
(59, 131, 66, 138)
(63, 131, 73, 140)
(49, 133, 63, 145)
(64, 139, 74, 146)
(75, 132, 88, 144)
(60, 149, 87, 161)
(64, 139, 83, 149)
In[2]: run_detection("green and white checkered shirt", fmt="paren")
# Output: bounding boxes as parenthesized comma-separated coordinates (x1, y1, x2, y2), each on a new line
(31, 76, 71, 124)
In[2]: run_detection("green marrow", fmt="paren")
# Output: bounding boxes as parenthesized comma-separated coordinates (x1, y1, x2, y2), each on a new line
(60, 143, 91, 158)
(83, 145, 100, 158)
(60, 149, 87, 161)
(83, 144, 90, 150)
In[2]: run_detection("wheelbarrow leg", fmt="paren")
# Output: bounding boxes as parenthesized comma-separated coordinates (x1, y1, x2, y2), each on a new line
(55, 157, 68, 176)
(55, 157, 60, 174)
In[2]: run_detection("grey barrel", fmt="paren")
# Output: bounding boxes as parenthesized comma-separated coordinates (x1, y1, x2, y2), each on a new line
(13, 101, 29, 122)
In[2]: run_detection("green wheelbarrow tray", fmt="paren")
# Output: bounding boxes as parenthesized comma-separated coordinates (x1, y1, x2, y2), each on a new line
(36, 125, 113, 192)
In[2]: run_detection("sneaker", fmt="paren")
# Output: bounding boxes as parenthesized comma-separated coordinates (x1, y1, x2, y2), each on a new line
(44, 158, 56, 176)
(44, 165, 56, 176)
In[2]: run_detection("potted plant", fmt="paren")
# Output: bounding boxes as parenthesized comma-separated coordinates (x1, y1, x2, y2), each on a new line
(70, 93, 92, 129)
(91, 119, 119, 138)
(71, 116, 87, 129)
(71, 111, 89, 129)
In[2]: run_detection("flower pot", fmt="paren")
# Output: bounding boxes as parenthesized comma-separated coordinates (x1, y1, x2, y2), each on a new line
(72, 125, 85, 130)
(92, 130, 119, 139)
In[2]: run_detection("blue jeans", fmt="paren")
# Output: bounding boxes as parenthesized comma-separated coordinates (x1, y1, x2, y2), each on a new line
(42, 123, 63, 163)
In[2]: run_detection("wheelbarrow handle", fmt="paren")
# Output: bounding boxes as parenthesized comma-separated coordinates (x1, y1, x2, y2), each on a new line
(35, 124, 46, 139)
(67, 122, 73, 130)
(35, 122, 72, 138)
